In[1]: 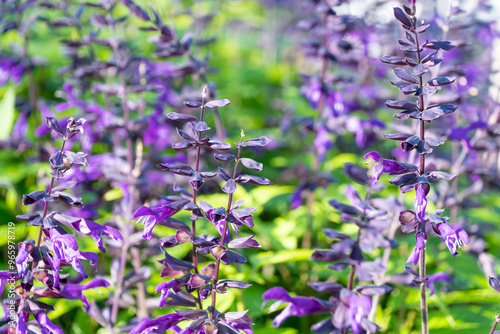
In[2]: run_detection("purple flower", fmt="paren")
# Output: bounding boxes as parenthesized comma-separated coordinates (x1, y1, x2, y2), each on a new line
(348, 294, 372, 333)
(155, 279, 180, 308)
(49, 229, 98, 286)
(61, 278, 110, 311)
(129, 313, 184, 334)
(34, 312, 64, 334)
(290, 184, 305, 209)
(0, 57, 25, 85)
(51, 212, 122, 252)
(314, 125, 333, 160)
(333, 289, 373, 334)
(262, 287, 324, 327)
(325, 90, 345, 117)
(17, 312, 29, 334)
(435, 223, 469, 256)
(12, 111, 28, 141)
(407, 232, 426, 265)
(15, 242, 31, 277)
(363, 151, 415, 185)
(134, 204, 177, 240)
(301, 77, 322, 109)
(144, 108, 172, 151)
(414, 183, 428, 222)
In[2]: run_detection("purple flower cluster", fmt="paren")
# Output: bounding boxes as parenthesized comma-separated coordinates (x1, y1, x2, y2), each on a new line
(130, 86, 271, 334)
(366, 1, 469, 331)
(0, 117, 121, 333)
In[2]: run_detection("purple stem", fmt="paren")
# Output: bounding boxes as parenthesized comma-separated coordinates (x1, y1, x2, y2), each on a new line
(413, 10, 429, 333)
(210, 134, 244, 319)
(302, 10, 330, 250)
(490, 314, 500, 334)
(32, 137, 67, 272)
(109, 16, 146, 324)
(190, 86, 209, 309)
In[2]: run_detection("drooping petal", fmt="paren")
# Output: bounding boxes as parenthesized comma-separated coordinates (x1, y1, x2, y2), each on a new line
(314, 126, 333, 161)
(34, 312, 64, 334)
(61, 278, 110, 311)
(414, 183, 427, 222)
(406, 232, 425, 265)
(128, 313, 184, 334)
(15, 243, 30, 277)
(426, 272, 452, 295)
(262, 287, 293, 303)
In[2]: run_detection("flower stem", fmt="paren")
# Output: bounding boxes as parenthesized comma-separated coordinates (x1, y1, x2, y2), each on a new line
(109, 15, 145, 323)
(210, 135, 244, 319)
(302, 10, 329, 251)
(32, 137, 67, 272)
(368, 149, 417, 331)
(343, 224, 362, 334)
(414, 19, 429, 334)
(347, 228, 361, 291)
(489, 314, 500, 334)
(190, 87, 209, 309)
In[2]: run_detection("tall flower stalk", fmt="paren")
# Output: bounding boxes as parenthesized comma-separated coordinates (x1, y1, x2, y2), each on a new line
(371, 1, 468, 332)
(131, 86, 271, 333)
(1, 116, 121, 333)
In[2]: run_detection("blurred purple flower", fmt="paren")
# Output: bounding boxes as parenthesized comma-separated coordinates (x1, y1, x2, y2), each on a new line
(314, 125, 333, 160)
(301, 77, 322, 110)
(326, 90, 345, 117)
(0, 57, 25, 85)
(426, 272, 452, 295)
(34, 312, 64, 334)
(55, 84, 86, 112)
(61, 278, 110, 311)
(333, 289, 374, 334)
(290, 184, 306, 209)
(144, 108, 172, 151)
(345, 117, 384, 149)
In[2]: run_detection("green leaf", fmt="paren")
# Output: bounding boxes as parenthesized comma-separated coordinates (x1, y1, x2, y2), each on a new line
(0, 87, 15, 140)
(250, 249, 314, 268)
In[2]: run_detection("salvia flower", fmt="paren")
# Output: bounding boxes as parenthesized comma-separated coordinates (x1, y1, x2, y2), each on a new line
(262, 287, 324, 327)
(134, 201, 178, 240)
(9, 116, 119, 332)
